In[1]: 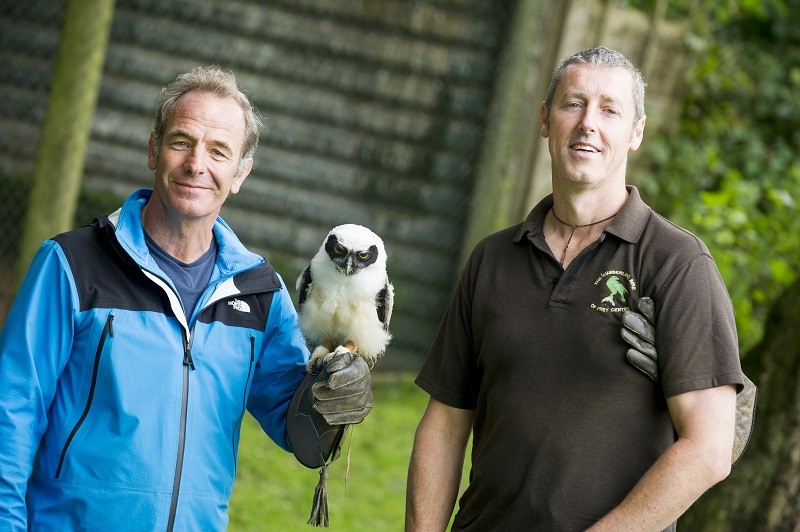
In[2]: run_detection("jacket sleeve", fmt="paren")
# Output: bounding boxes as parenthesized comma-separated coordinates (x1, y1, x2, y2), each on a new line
(0, 241, 78, 529)
(247, 273, 308, 451)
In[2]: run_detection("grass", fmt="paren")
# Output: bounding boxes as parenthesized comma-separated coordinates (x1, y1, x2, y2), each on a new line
(228, 372, 451, 531)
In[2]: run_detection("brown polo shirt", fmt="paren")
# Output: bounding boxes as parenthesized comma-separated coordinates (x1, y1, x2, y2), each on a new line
(416, 186, 743, 531)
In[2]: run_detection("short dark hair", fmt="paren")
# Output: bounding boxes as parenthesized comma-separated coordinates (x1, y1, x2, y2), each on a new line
(544, 46, 646, 124)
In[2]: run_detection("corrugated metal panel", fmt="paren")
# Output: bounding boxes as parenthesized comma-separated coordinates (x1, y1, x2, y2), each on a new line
(0, 0, 514, 368)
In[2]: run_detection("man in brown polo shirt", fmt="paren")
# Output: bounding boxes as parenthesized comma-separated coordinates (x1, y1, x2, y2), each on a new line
(405, 46, 744, 531)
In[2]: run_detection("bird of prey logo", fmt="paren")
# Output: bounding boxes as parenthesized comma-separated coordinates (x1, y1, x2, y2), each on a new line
(601, 275, 628, 307)
(296, 224, 394, 367)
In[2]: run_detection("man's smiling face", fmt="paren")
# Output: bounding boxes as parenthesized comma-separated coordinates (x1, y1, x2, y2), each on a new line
(540, 64, 646, 190)
(147, 90, 252, 224)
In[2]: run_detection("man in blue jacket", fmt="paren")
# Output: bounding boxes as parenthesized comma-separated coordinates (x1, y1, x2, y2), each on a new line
(0, 66, 371, 530)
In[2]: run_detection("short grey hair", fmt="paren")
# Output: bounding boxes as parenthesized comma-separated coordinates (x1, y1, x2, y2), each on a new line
(151, 65, 262, 174)
(544, 46, 646, 124)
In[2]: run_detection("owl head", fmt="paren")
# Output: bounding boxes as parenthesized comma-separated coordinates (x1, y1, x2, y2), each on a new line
(322, 224, 386, 276)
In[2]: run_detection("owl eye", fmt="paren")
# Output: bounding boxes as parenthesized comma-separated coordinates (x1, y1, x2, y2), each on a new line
(357, 251, 371, 261)
(333, 244, 346, 255)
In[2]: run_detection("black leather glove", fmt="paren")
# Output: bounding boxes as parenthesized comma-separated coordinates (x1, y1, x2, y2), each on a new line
(621, 296, 658, 381)
(311, 346, 373, 425)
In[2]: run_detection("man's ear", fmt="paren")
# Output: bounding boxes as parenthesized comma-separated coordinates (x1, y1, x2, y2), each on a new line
(539, 102, 550, 138)
(147, 132, 157, 170)
(630, 115, 646, 151)
(231, 157, 253, 195)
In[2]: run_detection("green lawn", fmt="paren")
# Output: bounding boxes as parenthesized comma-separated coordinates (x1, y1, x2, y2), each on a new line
(228, 372, 458, 531)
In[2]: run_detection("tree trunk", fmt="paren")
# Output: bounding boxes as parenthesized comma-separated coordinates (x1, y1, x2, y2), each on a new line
(14, 0, 115, 287)
(681, 279, 800, 530)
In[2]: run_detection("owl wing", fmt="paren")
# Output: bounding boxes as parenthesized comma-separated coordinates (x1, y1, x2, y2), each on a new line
(376, 280, 394, 332)
(296, 265, 313, 308)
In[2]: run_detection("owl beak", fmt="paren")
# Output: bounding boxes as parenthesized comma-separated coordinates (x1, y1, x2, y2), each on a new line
(345, 255, 355, 276)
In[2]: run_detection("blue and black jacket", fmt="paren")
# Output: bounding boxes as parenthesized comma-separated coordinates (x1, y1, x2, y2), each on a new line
(0, 189, 308, 530)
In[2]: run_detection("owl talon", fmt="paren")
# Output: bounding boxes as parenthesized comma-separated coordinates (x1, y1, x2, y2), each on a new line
(307, 345, 331, 373)
(321, 346, 354, 370)
(332, 345, 352, 357)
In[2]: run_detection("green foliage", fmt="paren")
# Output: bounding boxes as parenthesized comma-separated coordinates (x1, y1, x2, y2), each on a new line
(636, 0, 800, 351)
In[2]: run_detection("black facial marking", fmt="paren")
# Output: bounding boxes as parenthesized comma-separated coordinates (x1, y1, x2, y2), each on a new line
(325, 234, 350, 274)
(325, 234, 346, 259)
(357, 245, 379, 268)
(325, 235, 379, 275)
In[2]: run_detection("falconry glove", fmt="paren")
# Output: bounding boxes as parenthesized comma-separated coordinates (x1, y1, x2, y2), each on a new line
(311, 346, 373, 426)
(621, 297, 658, 381)
(288, 346, 375, 527)
(621, 296, 757, 465)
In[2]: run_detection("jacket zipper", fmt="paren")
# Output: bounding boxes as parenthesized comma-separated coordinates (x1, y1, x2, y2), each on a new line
(166, 329, 195, 532)
(140, 266, 270, 529)
(106, 227, 270, 529)
(232, 337, 256, 472)
(55, 313, 114, 479)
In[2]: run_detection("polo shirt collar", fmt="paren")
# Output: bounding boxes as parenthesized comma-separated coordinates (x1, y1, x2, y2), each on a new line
(513, 185, 651, 245)
(513, 195, 552, 244)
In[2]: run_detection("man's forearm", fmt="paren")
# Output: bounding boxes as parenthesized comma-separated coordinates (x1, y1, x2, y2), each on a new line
(590, 385, 736, 531)
(405, 434, 463, 531)
(588, 436, 730, 531)
(405, 399, 473, 531)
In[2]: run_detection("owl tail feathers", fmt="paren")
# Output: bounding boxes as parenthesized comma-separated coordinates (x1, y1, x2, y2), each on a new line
(308, 452, 330, 527)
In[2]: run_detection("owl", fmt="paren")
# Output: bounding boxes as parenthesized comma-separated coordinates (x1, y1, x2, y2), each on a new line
(296, 224, 394, 367)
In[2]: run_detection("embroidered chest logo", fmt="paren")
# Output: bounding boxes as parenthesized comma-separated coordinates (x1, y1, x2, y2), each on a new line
(228, 298, 251, 313)
(591, 270, 636, 313)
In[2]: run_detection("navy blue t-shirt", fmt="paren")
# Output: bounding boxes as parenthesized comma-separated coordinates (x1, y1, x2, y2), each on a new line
(144, 232, 217, 318)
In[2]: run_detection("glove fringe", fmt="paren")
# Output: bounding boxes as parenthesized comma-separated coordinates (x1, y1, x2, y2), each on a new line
(307, 455, 330, 527)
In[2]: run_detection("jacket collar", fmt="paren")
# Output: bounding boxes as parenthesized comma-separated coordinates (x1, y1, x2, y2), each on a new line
(108, 188, 265, 280)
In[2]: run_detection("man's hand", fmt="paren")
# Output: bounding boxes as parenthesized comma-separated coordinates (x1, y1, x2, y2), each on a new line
(622, 296, 658, 381)
(311, 346, 373, 425)
(621, 296, 757, 464)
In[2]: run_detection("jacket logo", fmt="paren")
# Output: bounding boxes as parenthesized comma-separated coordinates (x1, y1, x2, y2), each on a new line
(591, 270, 635, 313)
(228, 299, 251, 313)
